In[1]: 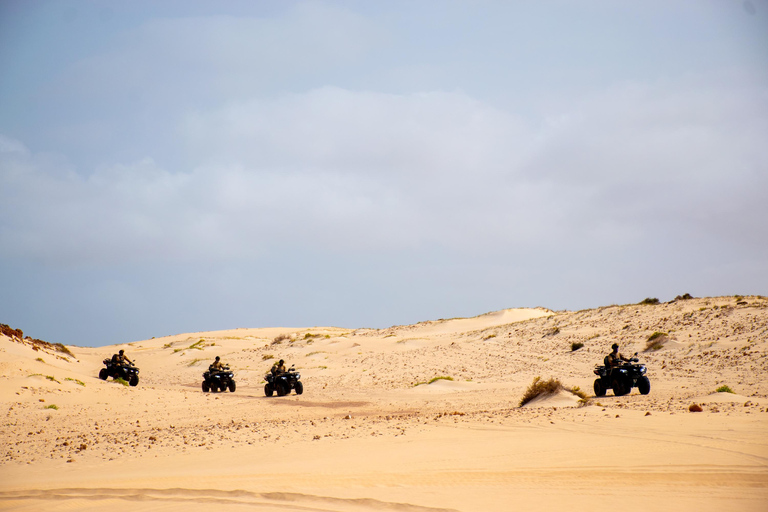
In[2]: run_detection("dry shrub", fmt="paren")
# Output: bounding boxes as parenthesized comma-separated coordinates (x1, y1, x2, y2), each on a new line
(675, 293, 693, 301)
(271, 333, 290, 345)
(1, 324, 23, 339)
(53, 343, 74, 357)
(519, 377, 562, 406)
(644, 332, 668, 352)
(689, 403, 703, 412)
(640, 297, 660, 305)
(2, 324, 75, 357)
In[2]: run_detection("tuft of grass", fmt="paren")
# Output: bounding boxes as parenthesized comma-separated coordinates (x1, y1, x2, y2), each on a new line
(65, 377, 85, 386)
(54, 343, 74, 357)
(570, 386, 589, 400)
(519, 377, 563, 406)
(272, 334, 290, 345)
(645, 331, 668, 351)
(716, 385, 734, 394)
(36, 357, 45, 363)
(113, 377, 129, 387)
(483, 334, 497, 340)
(640, 297, 660, 305)
(173, 348, 183, 353)
(188, 339, 205, 350)
(187, 358, 203, 367)
(571, 342, 584, 351)
(44, 375, 60, 383)
(689, 403, 703, 412)
(414, 376, 454, 387)
(262, 354, 274, 360)
(44, 404, 59, 410)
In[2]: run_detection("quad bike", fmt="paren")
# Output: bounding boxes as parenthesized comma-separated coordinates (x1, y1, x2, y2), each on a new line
(99, 359, 140, 387)
(593, 353, 650, 397)
(202, 366, 236, 393)
(264, 366, 303, 397)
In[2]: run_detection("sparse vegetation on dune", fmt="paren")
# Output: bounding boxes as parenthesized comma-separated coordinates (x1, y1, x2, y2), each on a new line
(414, 376, 454, 387)
(519, 377, 586, 406)
(716, 385, 734, 394)
(644, 331, 668, 351)
(272, 334, 291, 345)
(1, 323, 75, 357)
(640, 297, 660, 305)
(520, 377, 563, 406)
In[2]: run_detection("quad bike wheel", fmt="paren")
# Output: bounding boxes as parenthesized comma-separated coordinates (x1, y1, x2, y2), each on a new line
(99, 368, 108, 380)
(638, 376, 651, 395)
(228, 381, 236, 393)
(129, 375, 139, 387)
(593, 379, 605, 397)
(202, 381, 210, 393)
(612, 378, 626, 396)
(295, 381, 304, 395)
(276, 383, 286, 397)
(264, 383, 274, 397)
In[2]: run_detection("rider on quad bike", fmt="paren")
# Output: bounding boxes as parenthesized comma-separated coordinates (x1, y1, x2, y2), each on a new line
(593, 343, 650, 397)
(99, 349, 140, 386)
(264, 359, 303, 397)
(202, 356, 236, 393)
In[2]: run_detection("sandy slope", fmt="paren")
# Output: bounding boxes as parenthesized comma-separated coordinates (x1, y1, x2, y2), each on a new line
(1, 298, 767, 511)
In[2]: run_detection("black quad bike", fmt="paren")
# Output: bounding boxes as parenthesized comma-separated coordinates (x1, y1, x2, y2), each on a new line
(202, 366, 236, 393)
(264, 366, 303, 397)
(99, 359, 140, 387)
(593, 353, 650, 397)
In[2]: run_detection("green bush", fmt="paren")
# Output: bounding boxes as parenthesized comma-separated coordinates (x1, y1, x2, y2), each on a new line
(640, 297, 660, 305)
(716, 385, 734, 394)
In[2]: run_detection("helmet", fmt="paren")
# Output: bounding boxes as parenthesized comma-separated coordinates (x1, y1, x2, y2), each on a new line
(611, 343, 619, 350)
(279, 359, 284, 364)
(215, 356, 220, 361)
(119, 349, 124, 355)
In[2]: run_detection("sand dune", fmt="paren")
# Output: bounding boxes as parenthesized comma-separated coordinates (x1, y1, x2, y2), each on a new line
(1, 298, 767, 511)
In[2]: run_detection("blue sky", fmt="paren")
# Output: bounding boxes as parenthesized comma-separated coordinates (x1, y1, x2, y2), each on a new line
(1, 1, 767, 347)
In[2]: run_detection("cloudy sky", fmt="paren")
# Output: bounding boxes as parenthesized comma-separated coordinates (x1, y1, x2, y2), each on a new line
(1, 1, 766, 347)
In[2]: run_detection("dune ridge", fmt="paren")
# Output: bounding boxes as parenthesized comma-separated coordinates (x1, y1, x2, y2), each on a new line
(1, 297, 767, 511)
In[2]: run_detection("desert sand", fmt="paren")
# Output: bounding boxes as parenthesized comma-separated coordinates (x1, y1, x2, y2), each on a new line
(1, 296, 767, 511)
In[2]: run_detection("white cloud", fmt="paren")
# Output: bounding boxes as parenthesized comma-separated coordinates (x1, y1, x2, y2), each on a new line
(2, 74, 766, 270)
